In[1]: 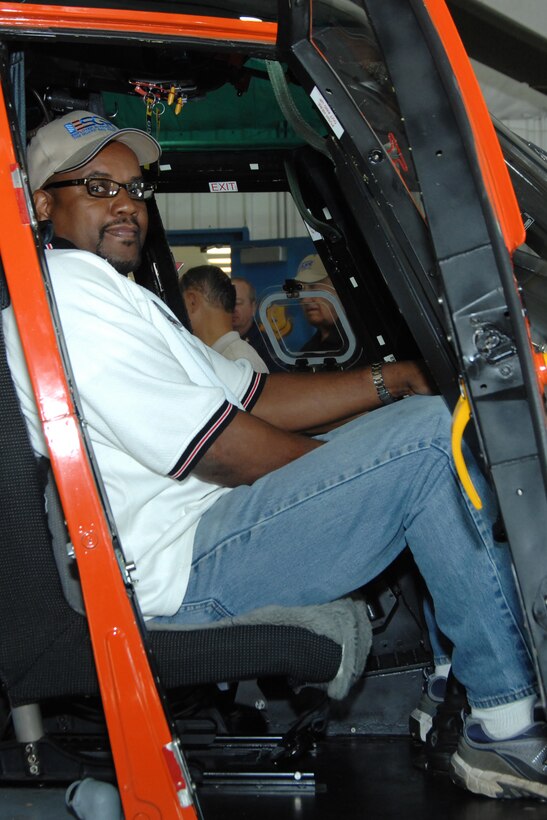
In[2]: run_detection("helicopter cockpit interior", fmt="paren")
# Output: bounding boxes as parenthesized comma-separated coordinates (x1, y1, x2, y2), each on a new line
(1, 1, 546, 817)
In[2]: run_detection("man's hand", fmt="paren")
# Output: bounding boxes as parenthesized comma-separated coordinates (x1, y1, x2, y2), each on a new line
(382, 360, 436, 399)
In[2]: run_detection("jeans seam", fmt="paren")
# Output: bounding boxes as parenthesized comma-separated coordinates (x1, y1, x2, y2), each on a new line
(467, 685, 538, 709)
(438, 441, 536, 674)
(191, 440, 436, 573)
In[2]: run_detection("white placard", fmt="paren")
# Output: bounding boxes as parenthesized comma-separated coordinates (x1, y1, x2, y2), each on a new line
(208, 180, 239, 192)
(310, 86, 344, 139)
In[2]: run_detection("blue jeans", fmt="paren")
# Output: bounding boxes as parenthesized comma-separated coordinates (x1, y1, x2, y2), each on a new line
(152, 395, 536, 708)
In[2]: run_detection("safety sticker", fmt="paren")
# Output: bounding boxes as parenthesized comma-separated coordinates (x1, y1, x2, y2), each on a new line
(522, 212, 535, 231)
(304, 222, 323, 242)
(310, 87, 344, 139)
(209, 181, 239, 192)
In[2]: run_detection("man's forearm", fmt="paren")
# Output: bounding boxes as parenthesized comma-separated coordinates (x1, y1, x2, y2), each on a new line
(193, 410, 323, 487)
(251, 360, 432, 431)
(192, 361, 433, 487)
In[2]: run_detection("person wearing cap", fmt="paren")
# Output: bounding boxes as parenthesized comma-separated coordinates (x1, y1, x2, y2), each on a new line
(27, 110, 159, 275)
(5, 111, 547, 802)
(295, 254, 349, 354)
(180, 265, 268, 372)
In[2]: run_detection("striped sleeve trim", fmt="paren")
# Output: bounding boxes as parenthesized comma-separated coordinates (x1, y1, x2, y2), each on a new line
(168, 400, 238, 481)
(241, 371, 267, 412)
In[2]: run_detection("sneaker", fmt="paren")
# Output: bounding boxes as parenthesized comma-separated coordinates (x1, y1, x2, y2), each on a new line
(409, 673, 447, 742)
(449, 717, 547, 800)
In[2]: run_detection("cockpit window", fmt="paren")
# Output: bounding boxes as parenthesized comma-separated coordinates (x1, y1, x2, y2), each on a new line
(257, 282, 361, 369)
(310, 0, 421, 198)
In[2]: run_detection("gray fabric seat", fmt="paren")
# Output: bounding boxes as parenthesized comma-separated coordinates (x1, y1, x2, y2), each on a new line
(47, 464, 370, 700)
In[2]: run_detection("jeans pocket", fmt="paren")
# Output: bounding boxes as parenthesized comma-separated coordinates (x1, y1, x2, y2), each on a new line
(151, 597, 232, 626)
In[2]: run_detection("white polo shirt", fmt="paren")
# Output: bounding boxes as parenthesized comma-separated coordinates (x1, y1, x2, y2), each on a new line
(212, 330, 269, 373)
(4, 249, 266, 617)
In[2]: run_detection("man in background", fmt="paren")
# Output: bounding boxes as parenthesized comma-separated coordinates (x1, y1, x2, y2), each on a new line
(232, 277, 281, 372)
(180, 266, 268, 372)
(295, 254, 348, 354)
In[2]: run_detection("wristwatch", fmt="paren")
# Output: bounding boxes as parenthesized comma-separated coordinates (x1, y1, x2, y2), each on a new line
(371, 361, 396, 405)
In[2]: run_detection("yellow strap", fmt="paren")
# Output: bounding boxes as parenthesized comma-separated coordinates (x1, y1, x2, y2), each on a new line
(451, 389, 483, 510)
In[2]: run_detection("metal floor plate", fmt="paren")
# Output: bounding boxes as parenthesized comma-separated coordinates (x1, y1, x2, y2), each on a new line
(0, 736, 544, 819)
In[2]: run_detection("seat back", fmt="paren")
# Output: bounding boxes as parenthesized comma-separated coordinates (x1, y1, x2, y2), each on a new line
(0, 301, 96, 706)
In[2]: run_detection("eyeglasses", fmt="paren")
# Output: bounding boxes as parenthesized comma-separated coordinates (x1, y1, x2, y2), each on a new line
(44, 177, 157, 201)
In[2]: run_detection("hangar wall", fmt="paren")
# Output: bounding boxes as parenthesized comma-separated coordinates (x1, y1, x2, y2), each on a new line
(157, 191, 306, 242)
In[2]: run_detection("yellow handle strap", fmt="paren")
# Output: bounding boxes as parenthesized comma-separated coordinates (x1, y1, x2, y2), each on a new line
(535, 349, 547, 391)
(451, 387, 483, 510)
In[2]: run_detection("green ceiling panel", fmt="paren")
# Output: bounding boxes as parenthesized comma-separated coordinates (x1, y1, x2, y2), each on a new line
(102, 68, 326, 151)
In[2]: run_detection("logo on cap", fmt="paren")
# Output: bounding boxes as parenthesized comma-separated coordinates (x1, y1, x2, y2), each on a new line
(64, 115, 117, 140)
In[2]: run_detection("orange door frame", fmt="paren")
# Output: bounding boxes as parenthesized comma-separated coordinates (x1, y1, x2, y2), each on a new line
(420, 0, 523, 253)
(0, 3, 277, 43)
(0, 10, 277, 815)
(423, 0, 546, 397)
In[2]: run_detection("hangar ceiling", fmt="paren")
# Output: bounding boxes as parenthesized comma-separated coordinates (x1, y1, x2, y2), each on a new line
(447, 0, 547, 95)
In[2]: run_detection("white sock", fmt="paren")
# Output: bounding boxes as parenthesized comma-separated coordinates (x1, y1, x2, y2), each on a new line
(472, 695, 536, 739)
(434, 663, 451, 679)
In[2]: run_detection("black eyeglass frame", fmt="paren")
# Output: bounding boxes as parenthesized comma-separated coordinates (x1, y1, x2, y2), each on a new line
(43, 177, 157, 201)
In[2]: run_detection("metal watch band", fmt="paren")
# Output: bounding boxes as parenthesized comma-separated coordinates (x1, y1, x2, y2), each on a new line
(371, 361, 396, 405)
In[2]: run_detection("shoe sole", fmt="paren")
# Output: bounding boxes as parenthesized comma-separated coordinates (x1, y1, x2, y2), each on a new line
(409, 708, 433, 743)
(450, 751, 547, 801)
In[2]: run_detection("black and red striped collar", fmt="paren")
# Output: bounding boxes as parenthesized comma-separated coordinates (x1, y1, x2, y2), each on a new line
(44, 236, 78, 251)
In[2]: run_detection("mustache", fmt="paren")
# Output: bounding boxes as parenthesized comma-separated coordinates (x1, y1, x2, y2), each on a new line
(100, 217, 141, 236)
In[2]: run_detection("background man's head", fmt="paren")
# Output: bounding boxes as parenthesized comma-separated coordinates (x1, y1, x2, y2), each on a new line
(180, 265, 236, 346)
(27, 110, 160, 275)
(232, 277, 257, 336)
(295, 254, 337, 333)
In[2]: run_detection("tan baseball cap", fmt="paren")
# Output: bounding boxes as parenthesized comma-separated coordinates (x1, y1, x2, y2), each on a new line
(27, 110, 161, 192)
(294, 254, 329, 284)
